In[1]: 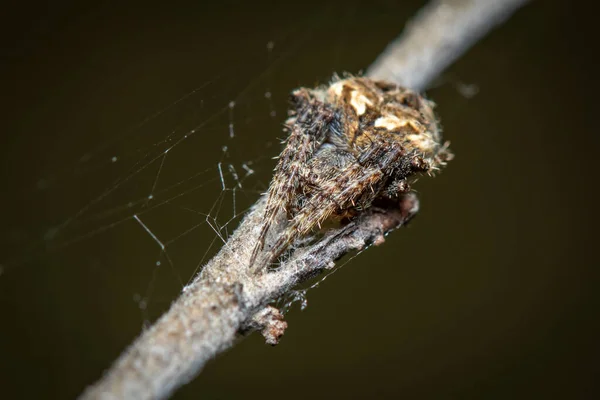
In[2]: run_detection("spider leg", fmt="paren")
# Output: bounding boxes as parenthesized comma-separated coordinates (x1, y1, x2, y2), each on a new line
(263, 138, 409, 264)
(356, 134, 406, 172)
(262, 150, 388, 266)
(249, 97, 335, 268)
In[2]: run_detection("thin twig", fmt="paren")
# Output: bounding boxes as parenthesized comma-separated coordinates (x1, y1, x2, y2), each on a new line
(81, 1, 529, 399)
(368, 0, 529, 90)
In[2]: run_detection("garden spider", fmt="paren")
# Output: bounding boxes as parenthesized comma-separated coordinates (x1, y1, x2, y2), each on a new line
(250, 76, 451, 270)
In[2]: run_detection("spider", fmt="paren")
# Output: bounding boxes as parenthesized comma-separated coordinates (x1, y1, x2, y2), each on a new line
(250, 75, 451, 269)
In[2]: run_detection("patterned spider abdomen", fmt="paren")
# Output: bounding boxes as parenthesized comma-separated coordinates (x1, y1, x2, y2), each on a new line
(325, 77, 447, 169)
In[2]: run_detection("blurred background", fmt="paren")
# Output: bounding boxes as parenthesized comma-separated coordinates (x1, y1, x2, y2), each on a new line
(1, 0, 597, 398)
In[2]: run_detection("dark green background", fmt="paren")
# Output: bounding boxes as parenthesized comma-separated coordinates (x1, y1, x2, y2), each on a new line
(1, 1, 597, 398)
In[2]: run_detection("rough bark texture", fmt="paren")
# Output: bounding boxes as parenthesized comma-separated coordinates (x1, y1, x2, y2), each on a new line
(83, 196, 419, 399)
(81, 1, 529, 399)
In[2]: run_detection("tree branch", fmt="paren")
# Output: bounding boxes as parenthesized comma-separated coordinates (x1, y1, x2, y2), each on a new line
(81, 1, 529, 399)
(367, 0, 529, 90)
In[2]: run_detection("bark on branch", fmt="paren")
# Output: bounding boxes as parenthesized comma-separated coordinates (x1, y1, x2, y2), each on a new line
(81, 1, 529, 399)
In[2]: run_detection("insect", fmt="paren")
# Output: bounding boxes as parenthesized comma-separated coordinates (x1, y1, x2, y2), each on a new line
(250, 75, 451, 269)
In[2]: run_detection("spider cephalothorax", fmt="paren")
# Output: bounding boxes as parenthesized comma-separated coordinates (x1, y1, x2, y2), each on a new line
(250, 76, 451, 269)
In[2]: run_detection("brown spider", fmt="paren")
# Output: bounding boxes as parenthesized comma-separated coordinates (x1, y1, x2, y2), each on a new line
(250, 75, 451, 269)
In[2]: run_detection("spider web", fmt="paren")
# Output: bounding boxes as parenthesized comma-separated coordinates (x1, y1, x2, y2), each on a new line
(0, 0, 478, 327)
(0, 0, 400, 325)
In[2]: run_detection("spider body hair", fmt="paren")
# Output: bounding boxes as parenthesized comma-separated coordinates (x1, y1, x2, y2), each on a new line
(250, 76, 451, 270)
